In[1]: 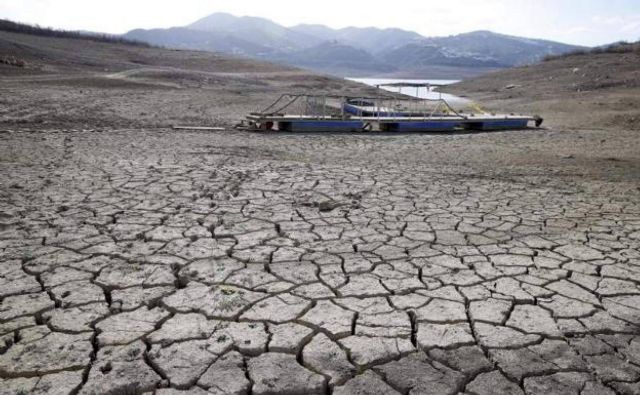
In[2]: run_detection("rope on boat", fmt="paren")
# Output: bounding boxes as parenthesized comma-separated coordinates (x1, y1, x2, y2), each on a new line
(268, 95, 302, 115)
(258, 94, 295, 114)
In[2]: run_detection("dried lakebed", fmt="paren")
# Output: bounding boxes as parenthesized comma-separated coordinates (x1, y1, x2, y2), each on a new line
(0, 128, 640, 394)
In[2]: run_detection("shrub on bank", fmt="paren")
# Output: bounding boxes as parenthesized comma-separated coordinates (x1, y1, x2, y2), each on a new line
(0, 19, 152, 47)
(543, 40, 640, 61)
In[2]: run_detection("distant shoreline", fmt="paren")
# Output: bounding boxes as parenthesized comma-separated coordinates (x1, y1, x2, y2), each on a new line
(347, 77, 467, 104)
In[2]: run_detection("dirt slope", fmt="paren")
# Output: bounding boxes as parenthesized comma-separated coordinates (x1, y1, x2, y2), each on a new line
(0, 31, 377, 128)
(446, 50, 640, 131)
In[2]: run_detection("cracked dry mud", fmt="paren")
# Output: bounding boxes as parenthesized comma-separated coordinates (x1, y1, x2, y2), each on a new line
(1, 128, 639, 395)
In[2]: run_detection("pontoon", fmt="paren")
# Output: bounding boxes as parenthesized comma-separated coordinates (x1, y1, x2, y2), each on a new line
(242, 93, 542, 133)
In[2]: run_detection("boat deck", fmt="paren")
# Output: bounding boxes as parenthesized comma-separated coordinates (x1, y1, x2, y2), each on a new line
(244, 94, 542, 133)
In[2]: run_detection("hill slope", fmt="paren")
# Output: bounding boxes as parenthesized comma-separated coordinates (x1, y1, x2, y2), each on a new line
(276, 41, 396, 75)
(0, 27, 376, 128)
(446, 43, 640, 130)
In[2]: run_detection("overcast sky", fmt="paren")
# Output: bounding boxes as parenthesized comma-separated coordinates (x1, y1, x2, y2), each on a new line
(2, 0, 639, 46)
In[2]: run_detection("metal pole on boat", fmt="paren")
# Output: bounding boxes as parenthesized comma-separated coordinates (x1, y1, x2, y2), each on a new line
(423, 97, 426, 121)
(376, 85, 380, 123)
(322, 95, 326, 119)
(396, 85, 404, 121)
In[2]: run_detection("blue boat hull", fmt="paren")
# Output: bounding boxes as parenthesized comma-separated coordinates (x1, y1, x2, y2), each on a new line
(464, 119, 530, 130)
(278, 120, 364, 132)
(382, 121, 461, 132)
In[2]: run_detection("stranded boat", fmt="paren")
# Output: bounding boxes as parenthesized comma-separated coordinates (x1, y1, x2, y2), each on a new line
(241, 92, 542, 133)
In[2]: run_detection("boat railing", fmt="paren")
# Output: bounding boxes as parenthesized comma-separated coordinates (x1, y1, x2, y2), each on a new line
(253, 94, 466, 121)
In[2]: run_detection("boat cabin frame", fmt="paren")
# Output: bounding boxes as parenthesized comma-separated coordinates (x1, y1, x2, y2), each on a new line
(243, 92, 542, 133)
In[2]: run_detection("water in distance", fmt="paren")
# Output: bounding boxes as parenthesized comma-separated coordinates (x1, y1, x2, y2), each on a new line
(347, 77, 468, 105)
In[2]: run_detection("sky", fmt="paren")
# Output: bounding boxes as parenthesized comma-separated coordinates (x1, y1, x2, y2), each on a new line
(1, 0, 640, 46)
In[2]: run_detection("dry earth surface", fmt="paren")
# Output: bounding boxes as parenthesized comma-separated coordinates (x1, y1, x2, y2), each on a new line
(448, 49, 640, 131)
(1, 31, 640, 395)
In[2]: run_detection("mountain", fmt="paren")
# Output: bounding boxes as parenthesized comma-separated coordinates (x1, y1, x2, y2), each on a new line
(380, 31, 581, 73)
(290, 25, 423, 54)
(281, 41, 395, 74)
(383, 42, 505, 69)
(125, 27, 275, 56)
(187, 12, 321, 51)
(422, 31, 580, 66)
(123, 13, 586, 78)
